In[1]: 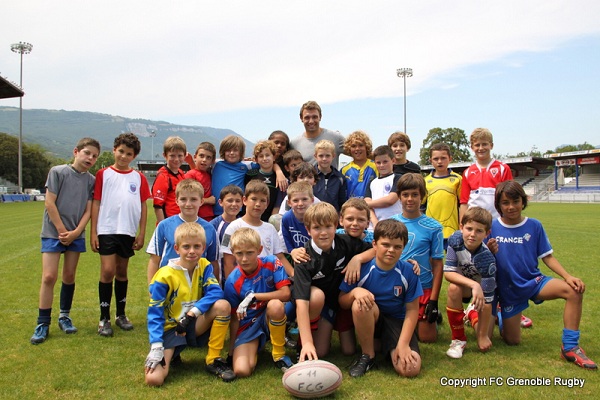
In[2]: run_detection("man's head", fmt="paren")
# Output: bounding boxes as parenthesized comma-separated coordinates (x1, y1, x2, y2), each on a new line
(300, 101, 322, 137)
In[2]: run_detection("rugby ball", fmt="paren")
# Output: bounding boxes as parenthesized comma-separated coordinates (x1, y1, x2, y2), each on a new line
(282, 360, 342, 398)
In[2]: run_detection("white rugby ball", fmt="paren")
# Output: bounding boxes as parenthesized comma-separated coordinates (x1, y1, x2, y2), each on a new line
(282, 359, 342, 398)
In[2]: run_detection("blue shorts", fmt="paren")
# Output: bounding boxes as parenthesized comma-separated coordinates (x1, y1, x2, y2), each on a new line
(500, 275, 552, 319)
(234, 312, 268, 351)
(98, 234, 135, 258)
(41, 238, 86, 253)
(162, 323, 210, 359)
(320, 305, 353, 332)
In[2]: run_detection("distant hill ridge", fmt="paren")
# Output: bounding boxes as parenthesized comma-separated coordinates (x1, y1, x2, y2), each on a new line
(0, 106, 252, 159)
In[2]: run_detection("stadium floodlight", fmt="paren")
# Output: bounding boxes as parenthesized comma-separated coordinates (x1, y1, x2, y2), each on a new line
(396, 67, 413, 134)
(150, 130, 157, 160)
(11, 41, 33, 193)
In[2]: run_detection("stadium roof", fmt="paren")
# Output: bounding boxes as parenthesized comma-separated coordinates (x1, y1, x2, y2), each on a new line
(0, 75, 24, 99)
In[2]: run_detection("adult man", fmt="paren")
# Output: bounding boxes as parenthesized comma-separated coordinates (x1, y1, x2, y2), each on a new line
(290, 101, 345, 170)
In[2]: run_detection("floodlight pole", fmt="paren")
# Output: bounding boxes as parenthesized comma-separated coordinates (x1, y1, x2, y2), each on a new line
(150, 130, 156, 160)
(11, 41, 33, 193)
(396, 67, 413, 134)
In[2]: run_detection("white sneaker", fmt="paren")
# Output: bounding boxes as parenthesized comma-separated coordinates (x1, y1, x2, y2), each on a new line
(463, 303, 476, 326)
(446, 340, 467, 359)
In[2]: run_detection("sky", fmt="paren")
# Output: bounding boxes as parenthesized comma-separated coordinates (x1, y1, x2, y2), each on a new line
(1, 1, 600, 160)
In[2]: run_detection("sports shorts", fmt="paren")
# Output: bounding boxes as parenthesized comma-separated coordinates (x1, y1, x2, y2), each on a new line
(98, 234, 135, 258)
(163, 324, 210, 359)
(233, 311, 269, 351)
(500, 275, 552, 319)
(320, 305, 354, 333)
(41, 238, 86, 253)
(375, 313, 420, 355)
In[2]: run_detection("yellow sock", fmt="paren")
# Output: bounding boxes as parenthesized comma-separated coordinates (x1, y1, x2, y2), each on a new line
(206, 315, 230, 365)
(269, 316, 287, 361)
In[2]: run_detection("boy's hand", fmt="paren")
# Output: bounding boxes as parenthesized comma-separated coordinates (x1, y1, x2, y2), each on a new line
(299, 343, 318, 362)
(144, 347, 164, 373)
(392, 345, 417, 371)
(133, 234, 145, 251)
(275, 170, 288, 192)
(424, 300, 439, 323)
(408, 259, 420, 275)
(90, 233, 100, 253)
(352, 288, 375, 312)
(59, 230, 77, 246)
(565, 275, 585, 294)
(290, 248, 310, 264)
(175, 314, 197, 335)
(486, 237, 498, 254)
(471, 285, 485, 312)
(342, 257, 361, 284)
(477, 336, 492, 353)
(237, 292, 256, 319)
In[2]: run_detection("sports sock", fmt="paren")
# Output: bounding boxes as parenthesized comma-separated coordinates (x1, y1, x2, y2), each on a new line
(562, 328, 580, 350)
(269, 316, 287, 361)
(467, 309, 479, 328)
(114, 279, 128, 317)
(310, 316, 320, 331)
(37, 308, 52, 325)
(59, 282, 75, 318)
(447, 307, 467, 341)
(206, 315, 231, 365)
(99, 281, 112, 321)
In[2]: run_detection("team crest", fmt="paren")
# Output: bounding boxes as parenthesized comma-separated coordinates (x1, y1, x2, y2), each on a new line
(489, 167, 499, 177)
(393, 286, 403, 297)
(129, 182, 138, 194)
(384, 182, 392, 192)
(523, 233, 531, 242)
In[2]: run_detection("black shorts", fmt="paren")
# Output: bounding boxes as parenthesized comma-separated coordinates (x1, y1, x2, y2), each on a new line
(375, 314, 420, 355)
(98, 234, 135, 258)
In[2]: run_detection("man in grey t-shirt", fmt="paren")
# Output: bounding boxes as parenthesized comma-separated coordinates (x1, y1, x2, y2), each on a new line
(290, 100, 345, 170)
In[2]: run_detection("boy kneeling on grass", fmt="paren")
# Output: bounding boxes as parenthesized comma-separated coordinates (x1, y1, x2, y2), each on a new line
(224, 228, 293, 377)
(339, 219, 423, 378)
(444, 207, 496, 359)
(145, 223, 235, 386)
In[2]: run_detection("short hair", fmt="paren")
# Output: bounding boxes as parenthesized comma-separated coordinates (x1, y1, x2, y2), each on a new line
(343, 130, 373, 158)
(219, 135, 246, 160)
(461, 207, 492, 231)
(76, 137, 101, 152)
(373, 219, 408, 244)
(174, 222, 206, 247)
(176, 178, 204, 199)
(494, 180, 528, 216)
(229, 227, 261, 252)
(290, 162, 318, 182)
(269, 130, 290, 147)
(340, 197, 370, 220)
(253, 140, 277, 159)
(114, 133, 141, 156)
(287, 181, 314, 200)
(283, 149, 303, 166)
(163, 136, 187, 155)
(470, 128, 494, 145)
(372, 145, 394, 160)
(303, 202, 338, 229)
(195, 141, 216, 158)
(299, 100, 322, 118)
(244, 180, 269, 199)
(429, 142, 452, 158)
(396, 173, 427, 198)
(219, 184, 243, 200)
(314, 139, 336, 155)
(388, 131, 412, 150)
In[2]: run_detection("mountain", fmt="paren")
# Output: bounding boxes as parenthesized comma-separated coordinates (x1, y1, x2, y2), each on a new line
(0, 106, 253, 160)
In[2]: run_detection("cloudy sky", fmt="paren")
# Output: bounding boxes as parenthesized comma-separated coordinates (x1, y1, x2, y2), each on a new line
(2, 1, 599, 159)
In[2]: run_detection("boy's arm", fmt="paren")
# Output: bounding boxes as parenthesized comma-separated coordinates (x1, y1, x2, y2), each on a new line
(429, 258, 443, 303)
(277, 253, 295, 278)
(134, 200, 148, 251)
(392, 298, 419, 368)
(222, 253, 236, 282)
(343, 247, 376, 284)
(211, 261, 221, 283)
(365, 192, 400, 208)
(147, 255, 161, 284)
(44, 190, 67, 235)
(190, 261, 224, 316)
(458, 204, 468, 224)
(444, 271, 486, 310)
(273, 163, 288, 192)
(66, 199, 93, 245)
(90, 199, 100, 252)
(296, 299, 318, 361)
(476, 303, 493, 352)
(542, 254, 585, 293)
(339, 287, 374, 311)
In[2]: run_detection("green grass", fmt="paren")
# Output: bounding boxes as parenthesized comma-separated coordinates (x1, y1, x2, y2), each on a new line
(1, 202, 598, 399)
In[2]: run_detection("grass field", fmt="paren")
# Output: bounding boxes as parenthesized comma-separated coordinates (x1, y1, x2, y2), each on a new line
(0, 201, 598, 399)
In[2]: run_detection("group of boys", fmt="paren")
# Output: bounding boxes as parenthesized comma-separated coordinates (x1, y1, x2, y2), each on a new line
(31, 101, 596, 392)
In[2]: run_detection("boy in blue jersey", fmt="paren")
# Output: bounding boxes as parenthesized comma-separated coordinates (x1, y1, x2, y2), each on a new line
(339, 219, 423, 378)
(336, 198, 374, 244)
(145, 222, 234, 386)
(391, 173, 444, 343)
(314, 139, 346, 212)
(224, 228, 293, 377)
(491, 181, 596, 370)
(280, 182, 314, 255)
(146, 179, 220, 282)
(444, 207, 496, 359)
(341, 130, 377, 199)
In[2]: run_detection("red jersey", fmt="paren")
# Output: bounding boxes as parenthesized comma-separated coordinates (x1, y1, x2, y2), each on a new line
(152, 166, 185, 219)
(460, 159, 513, 219)
(184, 169, 214, 220)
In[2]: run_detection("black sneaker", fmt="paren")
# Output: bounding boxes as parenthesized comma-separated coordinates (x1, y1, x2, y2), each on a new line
(206, 357, 236, 382)
(285, 335, 298, 350)
(349, 353, 375, 377)
(274, 355, 294, 372)
(170, 354, 183, 367)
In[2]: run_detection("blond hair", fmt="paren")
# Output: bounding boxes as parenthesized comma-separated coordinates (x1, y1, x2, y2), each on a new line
(303, 202, 338, 229)
(176, 178, 204, 199)
(343, 130, 373, 158)
(470, 128, 493, 145)
(253, 140, 277, 159)
(340, 197, 370, 220)
(174, 222, 206, 247)
(287, 181, 314, 200)
(229, 227, 262, 252)
(163, 136, 187, 155)
(314, 139, 336, 156)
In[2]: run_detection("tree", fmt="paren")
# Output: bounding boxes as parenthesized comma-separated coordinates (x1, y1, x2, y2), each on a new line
(419, 127, 471, 165)
(89, 151, 114, 175)
(0, 132, 52, 189)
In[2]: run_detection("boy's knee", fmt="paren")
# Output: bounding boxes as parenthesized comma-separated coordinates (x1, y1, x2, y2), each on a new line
(41, 272, 58, 286)
(234, 365, 252, 378)
(145, 371, 165, 387)
(213, 299, 231, 315)
(267, 299, 285, 317)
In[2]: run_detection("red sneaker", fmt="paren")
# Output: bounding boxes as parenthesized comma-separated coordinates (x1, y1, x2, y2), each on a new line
(520, 315, 533, 328)
(561, 346, 598, 370)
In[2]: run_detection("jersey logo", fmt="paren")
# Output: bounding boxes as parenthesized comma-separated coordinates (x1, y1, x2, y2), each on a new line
(129, 182, 138, 194)
(523, 233, 531, 242)
(489, 167, 499, 177)
(394, 286, 403, 297)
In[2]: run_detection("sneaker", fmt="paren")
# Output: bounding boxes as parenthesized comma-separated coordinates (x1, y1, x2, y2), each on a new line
(349, 353, 376, 377)
(274, 355, 294, 372)
(206, 357, 237, 382)
(285, 335, 298, 350)
(446, 340, 467, 359)
(30, 323, 49, 344)
(98, 319, 113, 337)
(463, 303, 476, 327)
(520, 315, 533, 328)
(561, 345, 598, 370)
(115, 315, 134, 331)
(170, 354, 183, 367)
(58, 316, 78, 334)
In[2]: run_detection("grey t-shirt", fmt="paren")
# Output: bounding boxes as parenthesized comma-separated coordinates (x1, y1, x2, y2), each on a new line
(290, 128, 345, 170)
(41, 164, 95, 239)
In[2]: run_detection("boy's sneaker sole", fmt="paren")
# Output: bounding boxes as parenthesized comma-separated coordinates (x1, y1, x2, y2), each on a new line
(58, 317, 78, 334)
(561, 346, 598, 370)
(446, 340, 467, 359)
(30, 323, 49, 345)
(520, 315, 533, 328)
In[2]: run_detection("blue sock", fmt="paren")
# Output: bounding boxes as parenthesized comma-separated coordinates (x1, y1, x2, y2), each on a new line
(562, 328, 579, 350)
(37, 308, 51, 325)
